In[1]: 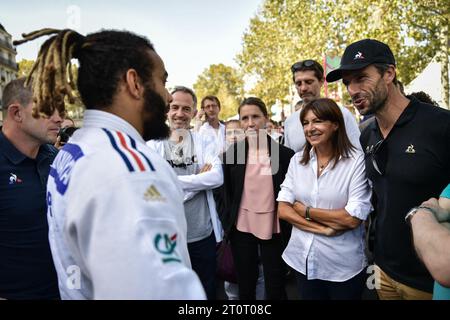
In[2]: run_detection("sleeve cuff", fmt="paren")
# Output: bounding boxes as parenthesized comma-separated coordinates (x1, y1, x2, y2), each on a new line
(345, 203, 372, 220)
(276, 189, 295, 204)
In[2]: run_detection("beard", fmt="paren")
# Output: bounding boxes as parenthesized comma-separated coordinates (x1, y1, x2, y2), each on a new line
(142, 86, 170, 141)
(366, 78, 388, 116)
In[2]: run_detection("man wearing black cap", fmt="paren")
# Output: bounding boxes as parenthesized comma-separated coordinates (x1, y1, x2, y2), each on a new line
(327, 39, 450, 300)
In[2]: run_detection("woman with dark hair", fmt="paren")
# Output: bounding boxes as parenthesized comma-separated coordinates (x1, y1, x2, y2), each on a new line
(219, 97, 295, 300)
(277, 98, 372, 300)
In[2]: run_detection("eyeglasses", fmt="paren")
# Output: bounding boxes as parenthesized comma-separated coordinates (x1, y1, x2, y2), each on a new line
(291, 60, 316, 73)
(365, 139, 386, 175)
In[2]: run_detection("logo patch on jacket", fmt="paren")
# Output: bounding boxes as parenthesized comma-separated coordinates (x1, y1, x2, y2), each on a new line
(154, 233, 181, 263)
(144, 185, 166, 202)
(405, 144, 416, 154)
(9, 173, 23, 185)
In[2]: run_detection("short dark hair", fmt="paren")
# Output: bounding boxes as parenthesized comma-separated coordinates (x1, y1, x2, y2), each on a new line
(238, 97, 268, 118)
(171, 86, 197, 109)
(373, 63, 398, 85)
(2, 78, 33, 118)
(77, 30, 156, 110)
(201, 95, 221, 110)
(299, 98, 355, 168)
(407, 91, 439, 107)
(13, 29, 157, 117)
(291, 60, 324, 82)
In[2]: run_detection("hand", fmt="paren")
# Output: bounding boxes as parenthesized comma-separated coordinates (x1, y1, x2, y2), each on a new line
(324, 227, 344, 237)
(421, 198, 450, 222)
(199, 163, 212, 174)
(293, 201, 306, 218)
(196, 109, 206, 122)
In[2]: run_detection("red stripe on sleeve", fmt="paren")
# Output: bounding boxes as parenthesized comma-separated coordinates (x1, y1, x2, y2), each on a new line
(116, 132, 146, 172)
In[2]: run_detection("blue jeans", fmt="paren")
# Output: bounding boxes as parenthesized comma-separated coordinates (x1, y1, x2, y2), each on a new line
(188, 232, 217, 300)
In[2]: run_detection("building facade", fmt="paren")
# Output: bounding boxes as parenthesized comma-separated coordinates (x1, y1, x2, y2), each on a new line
(0, 23, 18, 120)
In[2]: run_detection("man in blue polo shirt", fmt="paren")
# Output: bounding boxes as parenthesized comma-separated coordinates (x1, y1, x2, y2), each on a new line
(0, 78, 62, 299)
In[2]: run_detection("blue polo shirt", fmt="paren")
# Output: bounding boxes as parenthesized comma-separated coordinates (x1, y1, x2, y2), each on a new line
(0, 130, 60, 299)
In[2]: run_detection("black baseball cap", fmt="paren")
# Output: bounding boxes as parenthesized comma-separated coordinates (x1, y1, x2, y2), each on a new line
(326, 39, 396, 82)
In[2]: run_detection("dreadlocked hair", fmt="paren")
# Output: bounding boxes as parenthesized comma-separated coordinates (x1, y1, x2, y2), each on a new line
(14, 29, 156, 117)
(13, 29, 85, 118)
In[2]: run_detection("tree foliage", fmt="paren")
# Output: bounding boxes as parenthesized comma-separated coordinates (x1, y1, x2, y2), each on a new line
(17, 59, 35, 78)
(193, 64, 245, 120)
(238, 0, 449, 108)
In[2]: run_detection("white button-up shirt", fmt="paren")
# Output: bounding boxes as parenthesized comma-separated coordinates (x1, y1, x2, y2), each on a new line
(277, 149, 372, 282)
(198, 122, 226, 155)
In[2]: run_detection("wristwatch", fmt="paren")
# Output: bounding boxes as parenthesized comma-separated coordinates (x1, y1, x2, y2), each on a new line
(305, 206, 312, 221)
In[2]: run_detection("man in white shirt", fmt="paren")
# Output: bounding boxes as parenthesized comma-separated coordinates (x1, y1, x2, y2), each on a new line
(284, 59, 361, 153)
(148, 86, 223, 300)
(195, 96, 226, 155)
(15, 28, 206, 299)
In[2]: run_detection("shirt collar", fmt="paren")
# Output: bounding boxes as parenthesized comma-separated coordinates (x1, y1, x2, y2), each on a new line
(0, 130, 56, 165)
(0, 130, 27, 164)
(370, 97, 419, 132)
(202, 121, 225, 130)
(82, 109, 145, 143)
(308, 147, 342, 162)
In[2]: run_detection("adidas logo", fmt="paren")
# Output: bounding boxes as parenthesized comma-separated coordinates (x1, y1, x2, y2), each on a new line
(144, 185, 166, 202)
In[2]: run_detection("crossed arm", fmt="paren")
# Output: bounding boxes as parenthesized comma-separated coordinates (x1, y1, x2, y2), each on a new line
(278, 201, 362, 237)
(411, 197, 450, 287)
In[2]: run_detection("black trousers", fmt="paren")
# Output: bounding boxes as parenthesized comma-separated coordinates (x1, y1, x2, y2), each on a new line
(229, 228, 287, 300)
(295, 268, 367, 300)
(188, 232, 217, 300)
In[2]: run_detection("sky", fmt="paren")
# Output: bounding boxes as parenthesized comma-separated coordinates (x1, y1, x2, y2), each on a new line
(1, 0, 262, 88)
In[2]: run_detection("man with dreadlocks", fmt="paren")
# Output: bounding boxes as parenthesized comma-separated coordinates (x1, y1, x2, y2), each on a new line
(14, 29, 206, 299)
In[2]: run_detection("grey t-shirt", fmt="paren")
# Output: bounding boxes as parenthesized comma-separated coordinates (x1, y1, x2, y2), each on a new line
(163, 134, 213, 243)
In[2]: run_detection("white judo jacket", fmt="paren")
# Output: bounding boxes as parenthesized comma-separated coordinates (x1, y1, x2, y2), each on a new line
(46, 110, 206, 300)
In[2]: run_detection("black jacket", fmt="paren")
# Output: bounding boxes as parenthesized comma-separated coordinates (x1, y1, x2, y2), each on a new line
(215, 135, 295, 240)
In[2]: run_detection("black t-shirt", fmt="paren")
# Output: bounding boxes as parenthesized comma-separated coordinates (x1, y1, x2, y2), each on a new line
(0, 131, 60, 299)
(360, 97, 450, 293)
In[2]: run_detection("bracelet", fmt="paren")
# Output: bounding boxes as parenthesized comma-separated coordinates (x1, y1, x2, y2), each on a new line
(418, 206, 437, 217)
(405, 206, 434, 225)
(305, 206, 312, 221)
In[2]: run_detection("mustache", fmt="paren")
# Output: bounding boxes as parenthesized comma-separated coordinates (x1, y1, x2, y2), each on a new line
(351, 93, 367, 102)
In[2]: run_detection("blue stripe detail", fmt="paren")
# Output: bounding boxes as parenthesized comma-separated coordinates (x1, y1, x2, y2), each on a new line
(129, 135, 155, 171)
(103, 129, 135, 172)
(49, 167, 57, 178)
(51, 143, 85, 195)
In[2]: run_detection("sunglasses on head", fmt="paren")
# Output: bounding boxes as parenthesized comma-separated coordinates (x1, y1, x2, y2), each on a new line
(291, 60, 316, 73)
(365, 139, 385, 176)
